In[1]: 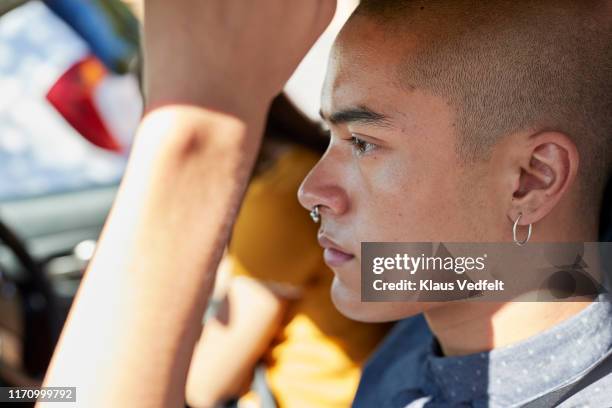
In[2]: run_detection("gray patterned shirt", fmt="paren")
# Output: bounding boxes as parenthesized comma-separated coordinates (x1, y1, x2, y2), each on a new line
(353, 295, 612, 407)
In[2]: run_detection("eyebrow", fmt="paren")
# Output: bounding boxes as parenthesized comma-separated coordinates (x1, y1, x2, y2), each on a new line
(319, 106, 393, 128)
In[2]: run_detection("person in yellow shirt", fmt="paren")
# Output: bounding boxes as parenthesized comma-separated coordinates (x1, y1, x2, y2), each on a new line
(185, 95, 391, 408)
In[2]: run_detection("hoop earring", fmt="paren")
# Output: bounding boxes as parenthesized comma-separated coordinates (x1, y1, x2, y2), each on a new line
(310, 205, 320, 224)
(513, 213, 532, 246)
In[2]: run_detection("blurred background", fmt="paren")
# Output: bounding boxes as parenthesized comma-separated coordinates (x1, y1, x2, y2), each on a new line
(0, 0, 141, 390)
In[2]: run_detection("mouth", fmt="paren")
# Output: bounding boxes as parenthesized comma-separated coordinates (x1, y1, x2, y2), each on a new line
(317, 234, 355, 267)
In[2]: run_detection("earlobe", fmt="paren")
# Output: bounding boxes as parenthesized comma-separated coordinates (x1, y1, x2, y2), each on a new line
(508, 132, 579, 225)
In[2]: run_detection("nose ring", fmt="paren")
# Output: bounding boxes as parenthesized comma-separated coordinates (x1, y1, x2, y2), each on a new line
(310, 205, 320, 223)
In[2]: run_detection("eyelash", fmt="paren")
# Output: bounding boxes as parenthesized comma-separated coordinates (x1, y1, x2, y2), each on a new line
(349, 135, 377, 156)
(322, 130, 378, 156)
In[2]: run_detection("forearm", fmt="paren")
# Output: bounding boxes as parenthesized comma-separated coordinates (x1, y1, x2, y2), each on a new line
(39, 106, 265, 407)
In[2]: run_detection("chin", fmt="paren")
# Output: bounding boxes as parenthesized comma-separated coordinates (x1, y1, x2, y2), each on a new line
(330, 277, 426, 323)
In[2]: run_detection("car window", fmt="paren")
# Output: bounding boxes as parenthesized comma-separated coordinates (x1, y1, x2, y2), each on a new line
(0, 1, 141, 202)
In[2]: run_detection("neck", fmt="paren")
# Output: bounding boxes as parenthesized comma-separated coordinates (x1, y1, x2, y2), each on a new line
(426, 200, 602, 356)
(424, 298, 593, 356)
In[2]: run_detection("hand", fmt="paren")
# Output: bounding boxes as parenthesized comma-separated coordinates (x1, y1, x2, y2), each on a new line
(144, 0, 337, 117)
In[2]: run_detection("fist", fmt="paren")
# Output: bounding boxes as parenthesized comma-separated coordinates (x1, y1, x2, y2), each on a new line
(144, 0, 337, 116)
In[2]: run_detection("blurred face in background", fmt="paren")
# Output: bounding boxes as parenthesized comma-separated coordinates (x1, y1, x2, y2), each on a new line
(298, 16, 509, 322)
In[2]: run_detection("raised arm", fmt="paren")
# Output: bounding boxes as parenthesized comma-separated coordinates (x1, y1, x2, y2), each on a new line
(38, 1, 335, 407)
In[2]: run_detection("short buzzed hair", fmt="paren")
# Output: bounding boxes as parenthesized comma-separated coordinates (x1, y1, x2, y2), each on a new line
(354, 0, 612, 199)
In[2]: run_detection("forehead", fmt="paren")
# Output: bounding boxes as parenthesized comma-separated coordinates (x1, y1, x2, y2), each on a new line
(321, 16, 419, 117)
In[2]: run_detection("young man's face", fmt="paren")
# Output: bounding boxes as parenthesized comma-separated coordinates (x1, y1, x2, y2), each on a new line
(298, 16, 510, 322)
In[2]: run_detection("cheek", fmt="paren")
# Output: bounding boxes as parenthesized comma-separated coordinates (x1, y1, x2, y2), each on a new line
(457, 165, 508, 241)
(354, 154, 463, 241)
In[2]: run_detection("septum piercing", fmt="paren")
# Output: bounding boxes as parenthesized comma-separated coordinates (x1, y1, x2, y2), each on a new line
(310, 205, 320, 224)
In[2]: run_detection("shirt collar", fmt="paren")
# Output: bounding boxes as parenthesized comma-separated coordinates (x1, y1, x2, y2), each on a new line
(424, 295, 612, 406)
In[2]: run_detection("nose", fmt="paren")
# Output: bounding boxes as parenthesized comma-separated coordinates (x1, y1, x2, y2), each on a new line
(298, 151, 349, 219)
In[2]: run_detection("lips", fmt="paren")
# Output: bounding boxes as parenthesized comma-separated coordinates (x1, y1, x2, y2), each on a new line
(318, 235, 355, 267)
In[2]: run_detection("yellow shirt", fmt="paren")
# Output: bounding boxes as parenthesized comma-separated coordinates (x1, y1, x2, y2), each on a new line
(228, 147, 390, 407)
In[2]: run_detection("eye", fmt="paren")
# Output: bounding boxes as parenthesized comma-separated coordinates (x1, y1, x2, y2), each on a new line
(349, 135, 377, 156)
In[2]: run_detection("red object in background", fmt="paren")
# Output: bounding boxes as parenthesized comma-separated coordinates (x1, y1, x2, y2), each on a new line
(46, 55, 123, 152)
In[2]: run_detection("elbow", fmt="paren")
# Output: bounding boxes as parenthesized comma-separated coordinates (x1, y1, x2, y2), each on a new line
(185, 380, 242, 408)
(135, 106, 249, 164)
(185, 389, 217, 408)
(185, 381, 221, 408)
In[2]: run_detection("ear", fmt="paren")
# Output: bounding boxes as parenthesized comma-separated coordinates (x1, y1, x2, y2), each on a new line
(508, 132, 579, 225)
